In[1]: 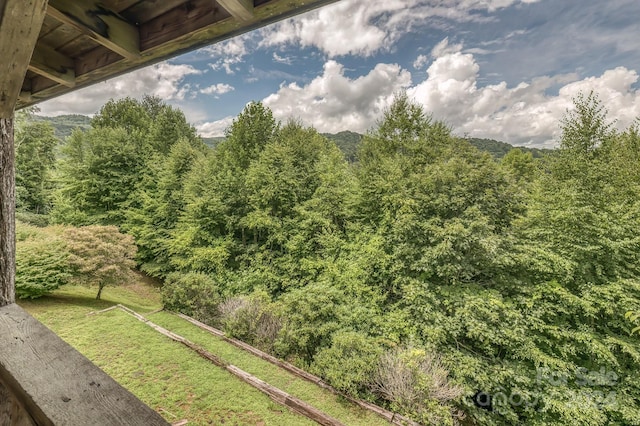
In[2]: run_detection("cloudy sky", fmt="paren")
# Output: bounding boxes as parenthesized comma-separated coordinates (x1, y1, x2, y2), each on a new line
(40, 0, 640, 148)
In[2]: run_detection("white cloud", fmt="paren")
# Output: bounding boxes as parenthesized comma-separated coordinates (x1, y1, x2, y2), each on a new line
(200, 83, 235, 95)
(259, 0, 541, 57)
(408, 46, 640, 146)
(413, 54, 429, 70)
(263, 60, 411, 133)
(431, 37, 464, 58)
(273, 52, 293, 65)
(39, 62, 201, 116)
(206, 36, 248, 75)
(196, 116, 234, 137)
(259, 48, 640, 147)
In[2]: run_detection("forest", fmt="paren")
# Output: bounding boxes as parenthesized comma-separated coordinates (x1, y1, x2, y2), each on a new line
(13, 92, 640, 425)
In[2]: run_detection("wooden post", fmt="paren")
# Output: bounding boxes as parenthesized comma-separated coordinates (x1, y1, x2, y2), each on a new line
(0, 0, 49, 306)
(0, 117, 15, 307)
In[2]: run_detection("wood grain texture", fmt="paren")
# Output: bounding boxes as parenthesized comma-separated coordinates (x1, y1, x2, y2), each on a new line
(138, 0, 229, 51)
(47, 0, 140, 60)
(0, 0, 48, 116)
(28, 43, 76, 87)
(0, 304, 170, 425)
(0, 377, 36, 426)
(0, 118, 15, 307)
(217, 0, 254, 21)
(120, 0, 187, 25)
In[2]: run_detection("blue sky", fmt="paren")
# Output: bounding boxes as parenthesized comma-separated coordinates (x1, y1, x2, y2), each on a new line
(40, 0, 640, 147)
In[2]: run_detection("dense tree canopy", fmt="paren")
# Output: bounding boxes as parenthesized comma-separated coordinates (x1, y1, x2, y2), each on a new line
(17, 94, 640, 425)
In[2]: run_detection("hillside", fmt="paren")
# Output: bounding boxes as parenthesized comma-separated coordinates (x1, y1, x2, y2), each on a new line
(33, 114, 92, 139)
(34, 113, 550, 159)
(467, 137, 553, 159)
(321, 130, 362, 162)
(202, 136, 226, 149)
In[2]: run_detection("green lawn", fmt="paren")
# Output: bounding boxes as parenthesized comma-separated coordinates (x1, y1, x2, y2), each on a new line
(17, 280, 390, 426)
(18, 282, 313, 425)
(149, 312, 390, 426)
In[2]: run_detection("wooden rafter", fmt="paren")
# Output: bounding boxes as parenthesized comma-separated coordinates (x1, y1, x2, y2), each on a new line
(15, 0, 339, 108)
(18, 92, 34, 103)
(28, 44, 76, 87)
(216, 0, 254, 21)
(47, 0, 140, 60)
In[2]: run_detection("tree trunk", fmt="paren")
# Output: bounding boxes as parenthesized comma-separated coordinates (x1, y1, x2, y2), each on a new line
(0, 117, 15, 307)
(96, 285, 104, 300)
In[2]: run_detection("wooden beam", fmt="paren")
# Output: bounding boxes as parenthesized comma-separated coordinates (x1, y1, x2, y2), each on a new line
(0, 378, 36, 426)
(140, 0, 229, 51)
(28, 44, 76, 87)
(47, 0, 140, 60)
(120, 0, 187, 24)
(18, 92, 34, 103)
(217, 0, 254, 21)
(0, 304, 170, 425)
(0, 0, 48, 117)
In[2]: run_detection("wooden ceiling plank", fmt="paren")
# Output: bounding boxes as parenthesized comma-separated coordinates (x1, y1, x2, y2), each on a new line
(140, 0, 229, 51)
(0, 0, 49, 117)
(47, 0, 140, 60)
(121, 0, 188, 25)
(101, 0, 141, 14)
(28, 44, 76, 87)
(217, 0, 254, 21)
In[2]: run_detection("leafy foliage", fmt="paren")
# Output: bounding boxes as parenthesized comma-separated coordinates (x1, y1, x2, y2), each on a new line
(16, 223, 71, 299)
(64, 226, 137, 299)
(20, 92, 640, 425)
(15, 117, 59, 214)
(162, 271, 222, 324)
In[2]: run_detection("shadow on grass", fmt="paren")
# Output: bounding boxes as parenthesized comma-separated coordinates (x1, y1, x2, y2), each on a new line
(19, 292, 110, 311)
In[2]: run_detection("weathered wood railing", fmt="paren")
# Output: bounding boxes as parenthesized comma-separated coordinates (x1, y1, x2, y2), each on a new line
(0, 303, 169, 425)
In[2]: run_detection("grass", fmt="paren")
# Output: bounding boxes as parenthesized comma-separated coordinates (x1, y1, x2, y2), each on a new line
(18, 281, 313, 426)
(17, 278, 390, 426)
(149, 312, 390, 426)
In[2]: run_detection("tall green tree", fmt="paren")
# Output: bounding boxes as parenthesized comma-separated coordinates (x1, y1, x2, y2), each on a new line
(169, 102, 278, 274)
(126, 138, 205, 277)
(52, 96, 202, 225)
(15, 119, 59, 214)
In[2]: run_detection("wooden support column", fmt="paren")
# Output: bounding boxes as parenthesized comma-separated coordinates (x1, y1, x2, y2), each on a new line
(0, 118, 16, 307)
(0, 0, 49, 307)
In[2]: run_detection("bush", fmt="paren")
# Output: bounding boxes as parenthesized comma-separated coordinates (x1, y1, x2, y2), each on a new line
(219, 292, 282, 352)
(16, 228, 71, 299)
(312, 331, 382, 397)
(370, 347, 464, 426)
(15, 210, 50, 227)
(162, 272, 222, 324)
(274, 283, 346, 364)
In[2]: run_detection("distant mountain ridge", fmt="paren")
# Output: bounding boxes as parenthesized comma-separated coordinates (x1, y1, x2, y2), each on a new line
(467, 137, 552, 159)
(33, 114, 92, 139)
(323, 132, 553, 161)
(35, 114, 552, 159)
